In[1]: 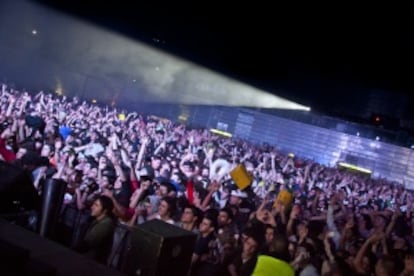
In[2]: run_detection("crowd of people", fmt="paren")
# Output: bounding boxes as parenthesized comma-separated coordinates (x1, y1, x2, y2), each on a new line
(1, 83, 414, 275)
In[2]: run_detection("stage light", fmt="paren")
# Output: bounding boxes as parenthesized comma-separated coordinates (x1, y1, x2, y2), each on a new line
(210, 128, 232, 138)
(18, 6, 311, 111)
(338, 162, 372, 174)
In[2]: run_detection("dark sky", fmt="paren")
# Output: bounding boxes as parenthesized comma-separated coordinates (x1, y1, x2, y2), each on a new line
(37, 1, 414, 123)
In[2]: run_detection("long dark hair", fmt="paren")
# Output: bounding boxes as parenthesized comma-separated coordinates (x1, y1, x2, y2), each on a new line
(96, 195, 114, 218)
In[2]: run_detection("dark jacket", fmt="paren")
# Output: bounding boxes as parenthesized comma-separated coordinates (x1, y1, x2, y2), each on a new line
(82, 216, 115, 264)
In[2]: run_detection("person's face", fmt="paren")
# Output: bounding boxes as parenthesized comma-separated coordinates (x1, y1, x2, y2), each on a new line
(141, 179, 151, 190)
(91, 199, 105, 218)
(160, 185, 168, 197)
(243, 237, 258, 257)
(158, 200, 169, 217)
(375, 259, 388, 276)
(181, 208, 195, 224)
(126, 144, 133, 153)
(151, 158, 161, 170)
(182, 164, 192, 174)
(218, 211, 231, 227)
(294, 246, 308, 260)
(90, 132, 97, 141)
(297, 223, 308, 237)
(222, 242, 234, 257)
(60, 149, 69, 162)
(68, 170, 80, 184)
(144, 202, 153, 215)
(288, 243, 296, 258)
(41, 144, 52, 157)
(229, 195, 241, 206)
(308, 189, 316, 197)
(356, 215, 366, 228)
(201, 168, 209, 178)
(265, 228, 274, 244)
(99, 156, 107, 165)
(16, 148, 27, 159)
(78, 156, 87, 164)
(193, 165, 200, 175)
(199, 218, 213, 234)
(161, 162, 170, 171)
(171, 174, 180, 183)
(114, 178, 122, 189)
(35, 141, 43, 150)
(101, 176, 110, 188)
(83, 162, 91, 173)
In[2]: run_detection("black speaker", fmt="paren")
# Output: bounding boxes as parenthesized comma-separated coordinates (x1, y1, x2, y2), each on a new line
(39, 178, 67, 238)
(0, 160, 40, 213)
(124, 220, 197, 276)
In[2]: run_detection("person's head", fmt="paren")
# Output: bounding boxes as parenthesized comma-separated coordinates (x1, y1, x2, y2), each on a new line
(160, 160, 170, 172)
(294, 243, 314, 267)
(199, 216, 216, 235)
(288, 241, 297, 260)
(98, 154, 108, 165)
(16, 147, 28, 159)
(40, 143, 54, 158)
(218, 207, 234, 227)
(375, 255, 402, 276)
(265, 224, 275, 245)
(91, 195, 114, 220)
(158, 196, 176, 219)
(296, 221, 309, 238)
(101, 175, 111, 188)
(358, 214, 373, 230)
(151, 155, 162, 170)
(34, 139, 43, 151)
(181, 205, 201, 226)
(325, 258, 353, 276)
(242, 225, 265, 257)
(201, 166, 209, 178)
(229, 190, 247, 206)
(16, 142, 35, 160)
(374, 214, 388, 230)
(159, 181, 176, 198)
(143, 196, 160, 216)
(90, 131, 99, 142)
(139, 166, 153, 186)
(268, 234, 291, 263)
(87, 166, 98, 179)
(242, 235, 260, 259)
(182, 160, 195, 176)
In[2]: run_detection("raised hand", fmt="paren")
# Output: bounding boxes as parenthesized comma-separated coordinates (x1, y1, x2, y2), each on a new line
(368, 232, 385, 244)
(102, 188, 114, 199)
(290, 205, 301, 220)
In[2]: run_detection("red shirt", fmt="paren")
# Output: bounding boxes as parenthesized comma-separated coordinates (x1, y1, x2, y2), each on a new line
(0, 137, 16, 162)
